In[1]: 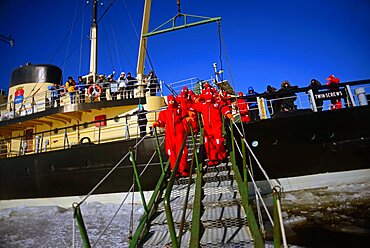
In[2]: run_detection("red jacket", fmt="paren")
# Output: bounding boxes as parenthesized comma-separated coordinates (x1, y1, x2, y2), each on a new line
(191, 100, 230, 130)
(157, 105, 187, 149)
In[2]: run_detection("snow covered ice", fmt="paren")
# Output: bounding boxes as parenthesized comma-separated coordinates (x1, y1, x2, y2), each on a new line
(0, 202, 143, 248)
(0, 182, 369, 247)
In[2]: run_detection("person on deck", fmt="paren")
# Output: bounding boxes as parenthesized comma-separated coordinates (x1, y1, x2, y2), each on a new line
(133, 104, 148, 137)
(246, 86, 260, 121)
(108, 75, 119, 100)
(126, 72, 137, 99)
(96, 74, 108, 100)
(191, 91, 233, 166)
(146, 70, 159, 96)
(308, 79, 323, 111)
(65, 76, 76, 104)
(76, 76, 86, 103)
(326, 74, 342, 110)
(117, 72, 128, 99)
(264, 85, 279, 117)
(153, 95, 190, 177)
(176, 86, 198, 132)
(279, 80, 297, 112)
(236, 91, 250, 123)
(48, 82, 62, 107)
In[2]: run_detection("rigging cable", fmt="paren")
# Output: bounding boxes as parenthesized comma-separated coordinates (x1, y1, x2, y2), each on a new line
(217, 21, 224, 82)
(121, 0, 155, 73)
(102, 21, 115, 72)
(63, 2, 79, 73)
(79, 1, 86, 75)
(18, 2, 88, 112)
(218, 25, 236, 90)
(97, 0, 116, 24)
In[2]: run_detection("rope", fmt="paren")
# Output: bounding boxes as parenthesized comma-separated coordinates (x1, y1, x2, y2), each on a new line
(91, 138, 165, 247)
(97, 0, 116, 24)
(102, 23, 115, 72)
(121, 0, 155, 73)
(78, 1, 86, 75)
(217, 21, 223, 82)
(232, 121, 274, 188)
(78, 135, 147, 206)
(218, 25, 235, 89)
(229, 126, 274, 226)
(63, 2, 79, 73)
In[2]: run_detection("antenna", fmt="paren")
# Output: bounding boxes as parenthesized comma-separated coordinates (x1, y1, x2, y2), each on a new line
(0, 34, 14, 47)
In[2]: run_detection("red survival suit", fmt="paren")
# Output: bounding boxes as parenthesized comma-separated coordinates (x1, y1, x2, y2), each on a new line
(192, 91, 233, 166)
(176, 87, 198, 132)
(236, 91, 250, 123)
(326, 75, 342, 110)
(154, 95, 189, 176)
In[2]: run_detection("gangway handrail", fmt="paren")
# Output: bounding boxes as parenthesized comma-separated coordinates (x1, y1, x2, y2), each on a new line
(163, 130, 189, 248)
(229, 120, 288, 247)
(73, 134, 166, 247)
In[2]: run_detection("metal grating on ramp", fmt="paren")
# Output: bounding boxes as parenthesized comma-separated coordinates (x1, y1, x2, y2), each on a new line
(140, 161, 254, 247)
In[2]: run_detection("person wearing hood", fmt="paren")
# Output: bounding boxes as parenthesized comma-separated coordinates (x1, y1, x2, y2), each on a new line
(326, 75, 342, 110)
(264, 85, 279, 117)
(308, 79, 323, 111)
(133, 104, 148, 137)
(191, 91, 233, 166)
(279, 80, 297, 112)
(236, 91, 250, 123)
(246, 86, 260, 121)
(152, 95, 190, 177)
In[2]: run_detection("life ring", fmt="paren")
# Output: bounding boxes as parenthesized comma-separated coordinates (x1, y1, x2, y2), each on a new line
(87, 84, 102, 97)
(80, 137, 92, 144)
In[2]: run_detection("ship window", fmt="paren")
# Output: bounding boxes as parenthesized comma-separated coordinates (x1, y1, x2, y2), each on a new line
(251, 140, 259, 147)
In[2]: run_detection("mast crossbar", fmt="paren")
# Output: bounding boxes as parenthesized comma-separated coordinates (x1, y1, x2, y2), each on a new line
(143, 14, 221, 37)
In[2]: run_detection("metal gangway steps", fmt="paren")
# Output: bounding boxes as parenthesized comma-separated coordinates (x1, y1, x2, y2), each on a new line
(141, 162, 253, 247)
(72, 122, 287, 248)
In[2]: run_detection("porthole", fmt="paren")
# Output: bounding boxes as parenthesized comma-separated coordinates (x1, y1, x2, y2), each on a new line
(251, 140, 259, 147)
(25, 167, 30, 176)
(272, 139, 278, 146)
(49, 164, 55, 172)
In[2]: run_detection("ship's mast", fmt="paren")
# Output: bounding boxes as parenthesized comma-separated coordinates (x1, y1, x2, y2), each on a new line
(89, 0, 98, 82)
(136, 0, 152, 84)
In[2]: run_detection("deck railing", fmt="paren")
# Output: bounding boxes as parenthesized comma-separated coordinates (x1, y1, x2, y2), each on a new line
(0, 109, 164, 158)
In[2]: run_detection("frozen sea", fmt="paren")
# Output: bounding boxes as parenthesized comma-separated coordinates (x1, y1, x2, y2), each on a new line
(0, 182, 369, 248)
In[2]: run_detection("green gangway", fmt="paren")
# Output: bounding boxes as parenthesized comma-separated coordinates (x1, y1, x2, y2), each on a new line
(128, 123, 285, 248)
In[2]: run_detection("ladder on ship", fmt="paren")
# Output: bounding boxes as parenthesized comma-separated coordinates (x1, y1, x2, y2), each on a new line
(128, 122, 287, 247)
(71, 121, 287, 248)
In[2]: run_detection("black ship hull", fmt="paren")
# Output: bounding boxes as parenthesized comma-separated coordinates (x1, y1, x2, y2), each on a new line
(1, 106, 370, 201)
(0, 136, 165, 200)
(238, 105, 370, 180)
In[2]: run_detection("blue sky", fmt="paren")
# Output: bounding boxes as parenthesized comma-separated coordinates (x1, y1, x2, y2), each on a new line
(0, 0, 369, 94)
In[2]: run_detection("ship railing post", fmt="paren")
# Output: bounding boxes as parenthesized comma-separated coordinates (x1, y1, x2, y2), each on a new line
(98, 124, 101, 144)
(257, 96, 267, 119)
(345, 85, 357, 108)
(308, 89, 317, 112)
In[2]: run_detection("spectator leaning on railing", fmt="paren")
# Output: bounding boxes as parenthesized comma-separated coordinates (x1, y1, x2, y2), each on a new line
(126, 72, 137, 99)
(48, 82, 62, 107)
(65, 76, 77, 104)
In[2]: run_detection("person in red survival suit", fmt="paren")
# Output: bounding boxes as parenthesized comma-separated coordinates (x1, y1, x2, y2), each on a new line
(176, 86, 198, 133)
(191, 91, 233, 166)
(153, 95, 189, 176)
(326, 74, 342, 110)
(236, 91, 250, 123)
